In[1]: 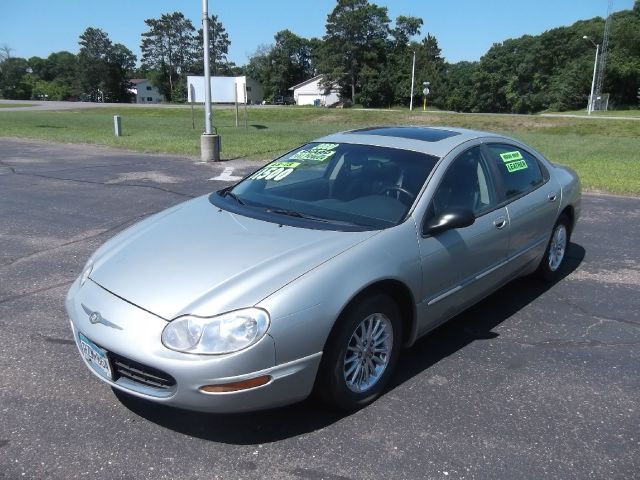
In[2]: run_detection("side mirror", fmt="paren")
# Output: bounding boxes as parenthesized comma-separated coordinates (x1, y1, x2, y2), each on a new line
(424, 208, 475, 236)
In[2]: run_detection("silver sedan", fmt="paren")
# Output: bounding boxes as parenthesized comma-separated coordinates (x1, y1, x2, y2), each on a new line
(66, 126, 581, 412)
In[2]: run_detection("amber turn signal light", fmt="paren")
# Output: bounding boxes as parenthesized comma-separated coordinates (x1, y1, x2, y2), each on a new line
(199, 375, 272, 393)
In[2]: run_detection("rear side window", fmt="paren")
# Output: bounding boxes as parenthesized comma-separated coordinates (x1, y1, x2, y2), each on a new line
(486, 144, 544, 200)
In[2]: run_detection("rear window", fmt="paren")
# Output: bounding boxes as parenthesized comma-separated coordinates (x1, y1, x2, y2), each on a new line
(486, 144, 544, 200)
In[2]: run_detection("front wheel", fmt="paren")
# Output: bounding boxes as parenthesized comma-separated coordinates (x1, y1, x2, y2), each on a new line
(316, 295, 402, 410)
(536, 214, 571, 281)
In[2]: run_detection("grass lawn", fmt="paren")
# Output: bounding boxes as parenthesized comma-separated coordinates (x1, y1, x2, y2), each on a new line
(0, 105, 638, 195)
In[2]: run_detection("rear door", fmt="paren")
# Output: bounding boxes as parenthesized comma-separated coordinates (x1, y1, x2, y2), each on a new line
(483, 143, 560, 276)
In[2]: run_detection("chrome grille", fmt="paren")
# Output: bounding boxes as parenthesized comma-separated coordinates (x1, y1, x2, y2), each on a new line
(109, 352, 176, 390)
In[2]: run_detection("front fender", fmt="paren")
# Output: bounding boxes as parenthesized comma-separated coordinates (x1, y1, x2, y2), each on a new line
(257, 219, 422, 365)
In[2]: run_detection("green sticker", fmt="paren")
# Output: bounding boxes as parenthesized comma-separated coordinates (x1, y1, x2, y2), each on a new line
(311, 143, 339, 151)
(270, 161, 301, 168)
(500, 151, 524, 162)
(290, 150, 335, 162)
(249, 163, 298, 181)
(505, 159, 528, 173)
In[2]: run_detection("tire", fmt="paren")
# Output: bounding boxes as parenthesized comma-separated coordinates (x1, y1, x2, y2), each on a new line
(536, 213, 571, 281)
(317, 295, 402, 410)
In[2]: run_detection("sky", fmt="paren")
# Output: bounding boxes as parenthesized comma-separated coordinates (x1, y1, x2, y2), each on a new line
(1, 0, 635, 66)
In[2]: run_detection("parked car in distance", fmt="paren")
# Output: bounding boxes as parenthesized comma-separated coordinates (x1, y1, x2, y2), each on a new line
(67, 126, 581, 412)
(273, 95, 295, 105)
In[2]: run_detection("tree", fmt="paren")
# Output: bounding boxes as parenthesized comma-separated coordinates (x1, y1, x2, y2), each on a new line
(194, 14, 231, 75)
(319, 0, 390, 103)
(270, 30, 315, 96)
(141, 12, 198, 101)
(77, 27, 113, 101)
(378, 16, 423, 107)
(439, 61, 480, 112)
(0, 45, 12, 63)
(105, 43, 137, 102)
(391, 15, 423, 46)
(244, 31, 317, 101)
(0, 56, 31, 99)
(77, 28, 136, 102)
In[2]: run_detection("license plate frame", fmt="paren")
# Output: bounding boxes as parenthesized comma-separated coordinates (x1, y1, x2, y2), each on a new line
(78, 332, 113, 380)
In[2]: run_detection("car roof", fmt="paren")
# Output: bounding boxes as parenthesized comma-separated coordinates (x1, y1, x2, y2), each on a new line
(315, 125, 511, 158)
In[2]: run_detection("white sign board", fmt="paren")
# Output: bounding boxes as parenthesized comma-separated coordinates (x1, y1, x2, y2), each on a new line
(187, 76, 248, 104)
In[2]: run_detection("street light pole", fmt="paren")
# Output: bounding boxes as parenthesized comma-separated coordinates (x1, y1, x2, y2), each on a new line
(202, 0, 212, 134)
(583, 35, 599, 115)
(409, 50, 416, 111)
(200, 0, 220, 162)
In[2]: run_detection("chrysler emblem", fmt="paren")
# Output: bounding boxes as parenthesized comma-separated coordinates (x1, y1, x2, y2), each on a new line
(81, 304, 123, 330)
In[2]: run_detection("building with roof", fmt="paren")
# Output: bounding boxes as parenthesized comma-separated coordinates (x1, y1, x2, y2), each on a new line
(129, 79, 165, 104)
(289, 75, 340, 106)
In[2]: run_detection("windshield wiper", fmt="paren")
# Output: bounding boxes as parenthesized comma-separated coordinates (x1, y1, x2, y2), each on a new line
(221, 189, 245, 205)
(266, 208, 309, 219)
(266, 208, 362, 226)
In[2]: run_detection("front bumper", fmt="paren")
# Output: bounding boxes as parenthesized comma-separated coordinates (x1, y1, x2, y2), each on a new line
(66, 278, 322, 413)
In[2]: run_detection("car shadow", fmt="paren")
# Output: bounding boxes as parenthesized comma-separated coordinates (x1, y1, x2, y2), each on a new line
(392, 242, 585, 388)
(115, 242, 585, 444)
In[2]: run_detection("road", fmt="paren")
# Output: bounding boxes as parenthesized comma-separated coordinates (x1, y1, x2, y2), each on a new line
(0, 138, 638, 479)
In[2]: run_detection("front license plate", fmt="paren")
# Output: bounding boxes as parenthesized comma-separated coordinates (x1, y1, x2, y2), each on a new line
(79, 332, 112, 380)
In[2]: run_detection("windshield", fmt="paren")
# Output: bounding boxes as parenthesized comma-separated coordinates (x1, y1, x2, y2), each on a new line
(212, 142, 438, 230)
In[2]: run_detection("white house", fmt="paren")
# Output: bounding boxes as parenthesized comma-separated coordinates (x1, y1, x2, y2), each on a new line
(130, 79, 164, 104)
(289, 75, 340, 106)
(186, 76, 264, 104)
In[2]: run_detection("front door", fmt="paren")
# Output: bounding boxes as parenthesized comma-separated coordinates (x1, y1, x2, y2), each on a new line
(416, 146, 510, 334)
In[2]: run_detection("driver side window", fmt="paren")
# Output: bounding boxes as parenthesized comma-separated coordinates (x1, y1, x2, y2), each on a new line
(432, 146, 495, 217)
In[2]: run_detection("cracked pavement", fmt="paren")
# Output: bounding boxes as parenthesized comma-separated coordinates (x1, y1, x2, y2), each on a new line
(0, 138, 638, 479)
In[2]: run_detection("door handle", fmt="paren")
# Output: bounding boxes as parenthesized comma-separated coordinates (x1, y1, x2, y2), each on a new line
(548, 193, 558, 202)
(493, 216, 507, 229)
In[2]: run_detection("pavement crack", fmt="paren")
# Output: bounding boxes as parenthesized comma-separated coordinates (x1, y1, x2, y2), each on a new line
(0, 159, 16, 175)
(554, 293, 640, 329)
(0, 212, 158, 270)
(7, 169, 194, 198)
(27, 161, 153, 175)
(504, 337, 640, 348)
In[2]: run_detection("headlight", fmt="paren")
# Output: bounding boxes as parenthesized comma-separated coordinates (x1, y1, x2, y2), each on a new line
(80, 261, 93, 286)
(161, 308, 270, 354)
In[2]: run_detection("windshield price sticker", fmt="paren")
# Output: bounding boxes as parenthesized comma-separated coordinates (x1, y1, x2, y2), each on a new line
(271, 161, 301, 168)
(499, 150, 528, 173)
(290, 150, 336, 162)
(290, 143, 339, 162)
(249, 162, 301, 182)
(311, 143, 339, 151)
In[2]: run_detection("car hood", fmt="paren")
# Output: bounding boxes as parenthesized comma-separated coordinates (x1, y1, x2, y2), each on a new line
(89, 196, 376, 320)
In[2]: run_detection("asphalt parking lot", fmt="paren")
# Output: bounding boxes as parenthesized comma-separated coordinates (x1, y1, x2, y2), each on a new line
(0, 137, 638, 480)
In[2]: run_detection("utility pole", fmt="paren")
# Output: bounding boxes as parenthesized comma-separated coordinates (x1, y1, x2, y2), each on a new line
(583, 36, 599, 115)
(200, 0, 220, 161)
(409, 50, 416, 111)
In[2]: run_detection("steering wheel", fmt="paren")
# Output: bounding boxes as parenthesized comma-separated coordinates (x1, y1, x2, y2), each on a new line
(379, 186, 415, 202)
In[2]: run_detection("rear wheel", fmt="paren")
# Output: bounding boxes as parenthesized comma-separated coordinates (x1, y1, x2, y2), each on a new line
(317, 295, 402, 410)
(536, 214, 571, 281)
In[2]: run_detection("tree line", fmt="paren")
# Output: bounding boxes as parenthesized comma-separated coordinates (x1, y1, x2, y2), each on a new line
(1, 0, 638, 111)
